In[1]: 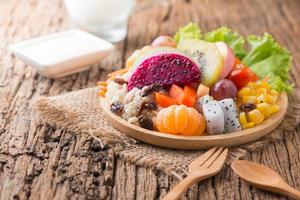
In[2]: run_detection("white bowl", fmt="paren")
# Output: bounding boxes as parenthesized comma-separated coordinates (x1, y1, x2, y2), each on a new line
(10, 29, 114, 78)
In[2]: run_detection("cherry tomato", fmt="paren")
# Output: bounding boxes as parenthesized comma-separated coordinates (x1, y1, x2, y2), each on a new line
(227, 68, 258, 89)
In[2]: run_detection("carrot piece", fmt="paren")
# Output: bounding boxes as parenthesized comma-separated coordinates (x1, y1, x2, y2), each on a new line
(169, 84, 196, 107)
(155, 92, 177, 107)
(181, 86, 196, 107)
(98, 89, 107, 97)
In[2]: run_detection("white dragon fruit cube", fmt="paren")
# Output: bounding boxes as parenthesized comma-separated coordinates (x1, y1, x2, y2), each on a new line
(218, 98, 241, 133)
(202, 100, 224, 135)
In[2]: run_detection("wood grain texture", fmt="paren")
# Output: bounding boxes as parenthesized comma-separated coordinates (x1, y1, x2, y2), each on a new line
(0, 0, 299, 199)
(231, 160, 300, 199)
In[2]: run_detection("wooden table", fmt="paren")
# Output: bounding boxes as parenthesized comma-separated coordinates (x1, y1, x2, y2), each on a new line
(0, 0, 300, 199)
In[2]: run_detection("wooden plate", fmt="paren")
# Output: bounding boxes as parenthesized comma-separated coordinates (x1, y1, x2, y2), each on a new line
(100, 93, 288, 150)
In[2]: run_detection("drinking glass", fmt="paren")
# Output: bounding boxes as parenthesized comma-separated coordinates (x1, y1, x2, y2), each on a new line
(64, 0, 135, 42)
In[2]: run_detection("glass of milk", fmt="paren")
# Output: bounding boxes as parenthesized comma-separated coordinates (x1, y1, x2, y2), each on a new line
(64, 0, 135, 42)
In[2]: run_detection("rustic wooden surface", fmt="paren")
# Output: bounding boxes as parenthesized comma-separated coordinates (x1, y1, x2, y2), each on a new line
(0, 0, 300, 199)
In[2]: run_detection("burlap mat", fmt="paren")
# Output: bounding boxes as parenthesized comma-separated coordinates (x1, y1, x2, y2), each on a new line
(33, 87, 300, 179)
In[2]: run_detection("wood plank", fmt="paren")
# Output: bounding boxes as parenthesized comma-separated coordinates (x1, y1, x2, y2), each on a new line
(0, 0, 299, 200)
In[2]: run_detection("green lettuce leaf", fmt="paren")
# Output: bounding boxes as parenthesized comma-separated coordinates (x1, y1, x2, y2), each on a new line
(173, 23, 293, 93)
(204, 27, 247, 59)
(242, 33, 293, 93)
(173, 23, 202, 44)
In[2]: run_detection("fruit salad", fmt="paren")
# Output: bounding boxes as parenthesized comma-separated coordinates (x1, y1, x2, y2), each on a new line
(98, 23, 292, 136)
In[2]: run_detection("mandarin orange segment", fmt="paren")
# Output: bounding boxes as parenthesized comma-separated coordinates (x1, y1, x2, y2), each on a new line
(174, 105, 188, 132)
(163, 106, 178, 134)
(181, 108, 200, 136)
(155, 112, 168, 133)
(195, 114, 206, 136)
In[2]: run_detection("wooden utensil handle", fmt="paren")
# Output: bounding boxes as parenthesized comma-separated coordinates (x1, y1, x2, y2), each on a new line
(162, 175, 196, 200)
(282, 185, 300, 200)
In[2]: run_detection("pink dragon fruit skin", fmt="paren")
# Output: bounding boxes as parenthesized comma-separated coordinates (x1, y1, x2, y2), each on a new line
(128, 53, 201, 91)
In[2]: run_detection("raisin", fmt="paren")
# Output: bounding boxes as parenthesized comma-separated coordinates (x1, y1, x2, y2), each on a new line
(138, 116, 154, 130)
(136, 102, 157, 116)
(141, 83, 163, 97)
(110, 102, 123, 115)
(114, 77, 127, 85)
(144, 102, 157, 110)
(239, 103, 256, 112)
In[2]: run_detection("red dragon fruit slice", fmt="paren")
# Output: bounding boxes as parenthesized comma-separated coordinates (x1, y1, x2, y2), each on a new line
(128, 53, 201, 91)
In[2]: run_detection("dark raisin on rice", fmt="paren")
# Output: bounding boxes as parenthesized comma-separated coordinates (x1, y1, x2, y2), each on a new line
(239, 103, 256, 112)
(114, 77, 127, 85)
(136, 101, 157, 116)
(144, 102, 157, 110)
(138, 116, 154, 130)
(141, 83, 163, 97)
(110, 102, 123, 115)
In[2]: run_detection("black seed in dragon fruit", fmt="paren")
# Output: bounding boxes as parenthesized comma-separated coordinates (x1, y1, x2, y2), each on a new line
(195, 95, 213, 112)
(127, 53, 201, 91)
(202, 100, 224, 135)
(218, 98, 241, 133)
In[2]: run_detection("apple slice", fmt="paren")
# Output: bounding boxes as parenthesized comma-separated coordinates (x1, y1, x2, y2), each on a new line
(177, 39, 223, 86)
(215, 42, 235, 79)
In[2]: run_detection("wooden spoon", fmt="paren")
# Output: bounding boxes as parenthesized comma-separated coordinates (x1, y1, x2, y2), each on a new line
(231, 160, 300, 200)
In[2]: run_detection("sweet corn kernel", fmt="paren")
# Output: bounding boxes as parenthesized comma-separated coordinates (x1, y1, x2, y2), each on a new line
(256, 103, 271, 118)
(239, 112, 248, 125)
(260, 81, 271, 89)
(248, 109, 264, 125)
(266, 94, 277, 104)
(270, 89, 279, 96)
(242, 96, 257, 104)
(242, 122, 255, 129)
(256, 88, 267, 95)
(256, 94, 267, 104)
(238, 87, 251, 98)
(247, 82, 256, 89)
(270, 104, 280, 114)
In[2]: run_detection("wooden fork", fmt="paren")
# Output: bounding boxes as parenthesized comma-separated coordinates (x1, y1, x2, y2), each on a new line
(162, 147, 228, 200)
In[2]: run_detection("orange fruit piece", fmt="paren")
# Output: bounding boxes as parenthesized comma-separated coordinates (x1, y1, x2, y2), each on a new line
(155, 105, 206, 136)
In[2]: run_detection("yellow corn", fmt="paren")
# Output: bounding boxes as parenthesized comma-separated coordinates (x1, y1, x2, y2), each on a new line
(242, 96, 257, 104)
(266, 94, 277, 104)
(242, 122, 255, 129)
(260, 81, 271, 89)
(256, 103, 271, 118)
(247, 82, 257, 90)
(248, 109, 264, 125)
(239, 112, 248, 125)
(256, 94, 267, 104)
(238, 87, 251, 98)
(270, 89, 279, 96)
(270, 104, 280, 114)
(256, 88, 267, 95)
